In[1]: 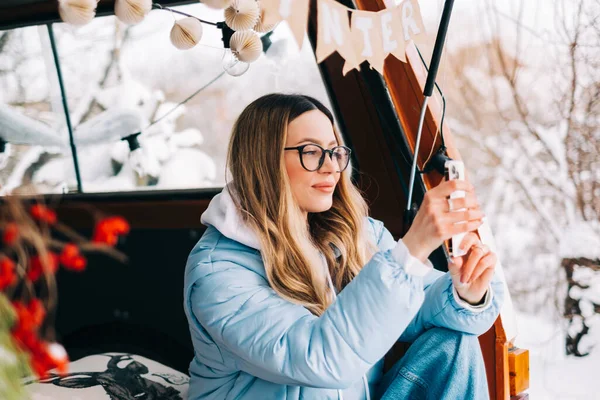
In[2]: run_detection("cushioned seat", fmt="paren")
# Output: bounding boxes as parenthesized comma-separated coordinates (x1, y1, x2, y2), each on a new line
(26, 353, 189, 399)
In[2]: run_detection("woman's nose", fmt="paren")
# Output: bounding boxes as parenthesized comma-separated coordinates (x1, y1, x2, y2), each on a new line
(319, 152, 337, 173)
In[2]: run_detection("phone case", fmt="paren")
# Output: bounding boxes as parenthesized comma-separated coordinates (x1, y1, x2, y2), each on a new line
(445, 160, 467, 257)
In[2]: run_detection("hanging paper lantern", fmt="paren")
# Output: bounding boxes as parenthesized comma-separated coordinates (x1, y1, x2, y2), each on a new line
(170, 17, 204, 50)
(114, 0, 152, 25)
(201, 0, 233, 9)
(58, 0, 97, 26)
(224, 0, 260, 31)
(230, 30, 263, 63)
(253, 7, 279, 33)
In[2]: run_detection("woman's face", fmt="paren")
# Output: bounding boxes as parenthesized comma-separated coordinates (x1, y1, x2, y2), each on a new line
(284, 110, 341, 215)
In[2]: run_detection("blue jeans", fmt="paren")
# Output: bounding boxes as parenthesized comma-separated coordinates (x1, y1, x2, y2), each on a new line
(375, 327, 489, 400)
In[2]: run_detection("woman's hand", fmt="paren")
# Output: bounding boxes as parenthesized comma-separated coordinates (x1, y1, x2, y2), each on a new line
(448, 232, 497, 305)
(402, 180, 485, 263)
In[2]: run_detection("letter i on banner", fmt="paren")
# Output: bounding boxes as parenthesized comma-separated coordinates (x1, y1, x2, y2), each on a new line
(316, 0, 356, 71)
(344, 10, 385, 75)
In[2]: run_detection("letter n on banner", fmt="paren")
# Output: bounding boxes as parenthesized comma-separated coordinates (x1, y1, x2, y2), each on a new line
(344, 10, 385, 75)
(316, 0, 356, 68)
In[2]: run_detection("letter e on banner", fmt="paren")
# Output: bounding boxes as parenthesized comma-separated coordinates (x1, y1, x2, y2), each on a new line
(380, 9, 406, 62)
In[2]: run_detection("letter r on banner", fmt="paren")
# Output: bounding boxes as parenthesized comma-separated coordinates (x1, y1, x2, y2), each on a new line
(401, 0, 426, 43)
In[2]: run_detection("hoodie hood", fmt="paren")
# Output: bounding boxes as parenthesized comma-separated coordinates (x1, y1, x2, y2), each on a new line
(200, 185, 262, 251)
(201, 185, 346, 260)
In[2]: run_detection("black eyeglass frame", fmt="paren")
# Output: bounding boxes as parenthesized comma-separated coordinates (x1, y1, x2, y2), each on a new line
(284, 144, 352, 172)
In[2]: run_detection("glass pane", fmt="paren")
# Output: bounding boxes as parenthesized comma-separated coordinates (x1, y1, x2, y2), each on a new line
(45, 4, 332, 193)
(0, 25, 74, 195)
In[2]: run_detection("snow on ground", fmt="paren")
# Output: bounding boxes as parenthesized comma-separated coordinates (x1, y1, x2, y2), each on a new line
(515, 311, 600, 400)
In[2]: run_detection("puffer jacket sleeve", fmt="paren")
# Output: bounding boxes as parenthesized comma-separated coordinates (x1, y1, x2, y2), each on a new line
(188, 220, 427, 389)
(374, 222, 504, 343)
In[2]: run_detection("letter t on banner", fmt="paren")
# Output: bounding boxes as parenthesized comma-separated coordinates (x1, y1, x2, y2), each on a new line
(316, 0, 356, 70)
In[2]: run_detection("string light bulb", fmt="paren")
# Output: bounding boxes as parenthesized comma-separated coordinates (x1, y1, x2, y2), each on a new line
(58, 0, 97, 25)
(114, 0, 152, 25)
(221, 49, 250, 76)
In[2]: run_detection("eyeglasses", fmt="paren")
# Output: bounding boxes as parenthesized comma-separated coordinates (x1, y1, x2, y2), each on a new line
(284, 144, 351, 172)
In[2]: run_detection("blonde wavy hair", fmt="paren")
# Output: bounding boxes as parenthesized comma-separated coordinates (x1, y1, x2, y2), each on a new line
(227, 94, 376, 316)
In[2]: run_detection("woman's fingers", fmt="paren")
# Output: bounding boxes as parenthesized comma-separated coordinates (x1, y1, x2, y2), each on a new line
(444, 209, 485, 225)
(430, 179, 475, 198)
(443, 219, 483, 238)
(432, 220, 482, 243)
(445, 193, 479, 212)
(457, 232, 479, 253)
(461, 244, 490, 283)
(428, 193, 484, 242)
(467, 252, 497, 284)
(406, 180, 482, 261)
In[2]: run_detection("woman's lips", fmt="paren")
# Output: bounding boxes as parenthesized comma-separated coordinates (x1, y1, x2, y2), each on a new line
(312, 184, 335, 193)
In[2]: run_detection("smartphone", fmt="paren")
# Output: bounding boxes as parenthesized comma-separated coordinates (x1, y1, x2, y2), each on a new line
(445, 160, 467, 257)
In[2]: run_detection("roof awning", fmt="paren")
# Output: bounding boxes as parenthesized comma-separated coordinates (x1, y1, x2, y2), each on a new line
(0, 0, 196, 31)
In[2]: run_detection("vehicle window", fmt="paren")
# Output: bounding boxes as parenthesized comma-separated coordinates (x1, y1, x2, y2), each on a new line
(0, 4, 332, 194)
(0, 25, 76, 195)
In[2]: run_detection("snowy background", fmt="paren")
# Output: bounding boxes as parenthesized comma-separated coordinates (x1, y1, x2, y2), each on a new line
(1, 1, 600, 398)
(418, 1, 600, 398)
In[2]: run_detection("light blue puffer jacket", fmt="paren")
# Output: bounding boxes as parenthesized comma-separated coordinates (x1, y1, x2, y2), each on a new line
(183, 188, 504, 400)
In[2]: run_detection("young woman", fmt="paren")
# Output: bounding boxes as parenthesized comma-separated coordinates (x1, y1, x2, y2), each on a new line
(183, 94, 503, 400)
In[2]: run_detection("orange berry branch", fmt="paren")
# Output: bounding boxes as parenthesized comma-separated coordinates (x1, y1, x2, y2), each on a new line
(0, 198, 129, 398)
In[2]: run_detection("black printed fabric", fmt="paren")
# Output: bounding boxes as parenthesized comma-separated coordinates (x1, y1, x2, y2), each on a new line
(27, 353, 190, 400)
